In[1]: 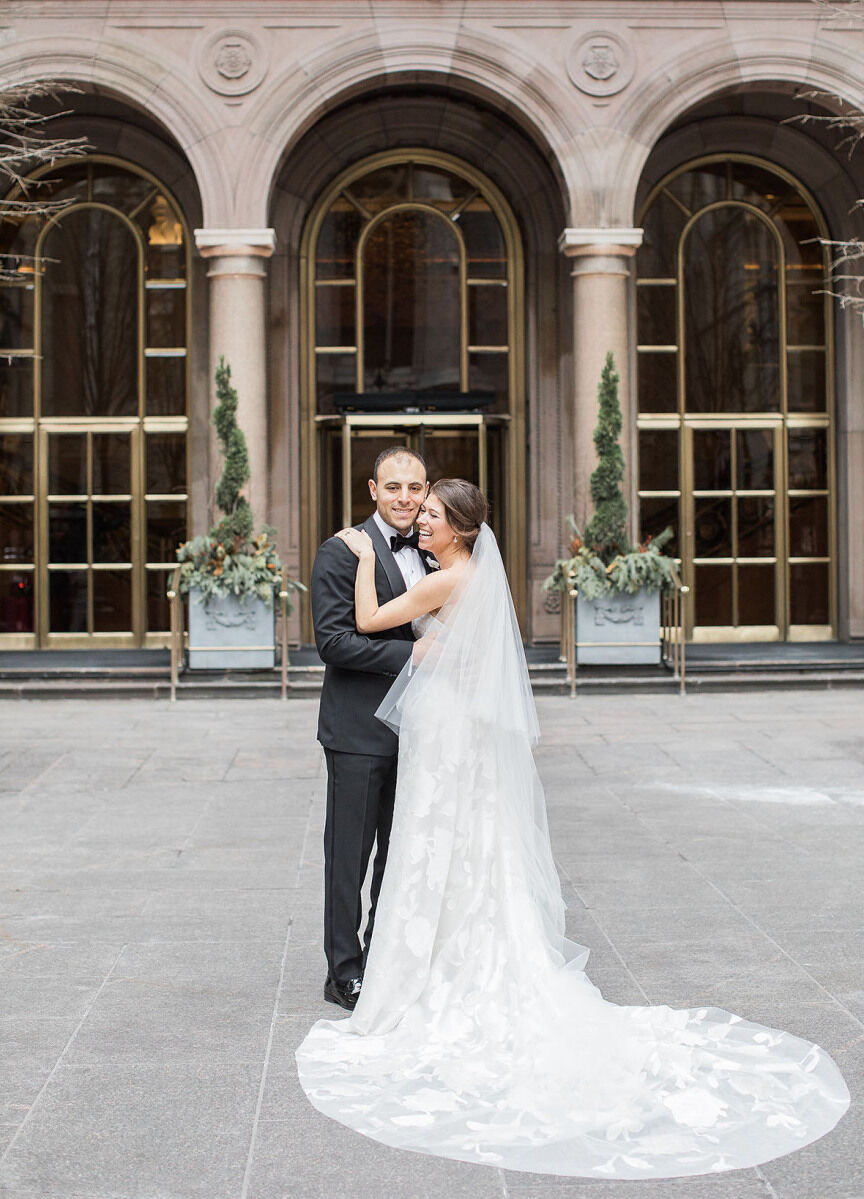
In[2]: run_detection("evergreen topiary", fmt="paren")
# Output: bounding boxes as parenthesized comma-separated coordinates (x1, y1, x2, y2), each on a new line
(211, 357, 254, 545)
(584, 352, 628, 562)
(543, 352, 676, 599)
(176, 357, 305, 611)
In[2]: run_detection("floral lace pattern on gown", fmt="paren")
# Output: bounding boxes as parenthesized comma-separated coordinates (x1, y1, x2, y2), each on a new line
(296, 528, 849, 1179)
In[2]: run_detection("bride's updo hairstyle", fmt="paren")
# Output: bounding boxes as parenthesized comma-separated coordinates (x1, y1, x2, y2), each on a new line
(429, 478, 488, 553)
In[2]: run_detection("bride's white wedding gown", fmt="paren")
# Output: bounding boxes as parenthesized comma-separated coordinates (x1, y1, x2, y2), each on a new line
(296, 527, 849, 1178)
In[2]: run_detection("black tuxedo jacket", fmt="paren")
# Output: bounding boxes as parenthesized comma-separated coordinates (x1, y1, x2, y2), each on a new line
(311, 514, 433, 756)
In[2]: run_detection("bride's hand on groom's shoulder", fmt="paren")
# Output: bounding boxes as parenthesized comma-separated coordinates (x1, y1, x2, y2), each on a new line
(335, 527, 375, 560)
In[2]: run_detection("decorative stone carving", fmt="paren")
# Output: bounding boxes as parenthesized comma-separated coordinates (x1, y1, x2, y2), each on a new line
(542, 588, 562, 616)
(566, 31, 634, 97)
(188, 591, 276, 669)
(592, 600, 644, 627)
(584, 44, 619, 83)
(575, 591, 661, 665)
(216, 41, 252, 81)
(199, 29, 267, 97)
(204, 604, 259, 632)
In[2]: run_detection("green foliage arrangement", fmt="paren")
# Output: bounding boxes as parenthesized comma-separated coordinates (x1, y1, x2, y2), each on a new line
(543, 352, 676, 600)
(177, 357, 304, 611)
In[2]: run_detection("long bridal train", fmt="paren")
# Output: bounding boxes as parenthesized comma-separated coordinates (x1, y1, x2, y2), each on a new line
(296, 527, 849, 1179)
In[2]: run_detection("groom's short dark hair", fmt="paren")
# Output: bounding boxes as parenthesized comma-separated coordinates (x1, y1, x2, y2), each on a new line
(372, 446, 426, 482)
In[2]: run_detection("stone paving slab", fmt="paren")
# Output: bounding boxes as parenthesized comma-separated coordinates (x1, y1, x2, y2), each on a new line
(0, 692, 862, 1199)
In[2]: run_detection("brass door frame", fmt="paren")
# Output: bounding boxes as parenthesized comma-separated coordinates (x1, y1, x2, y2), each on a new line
(300, 149, 526, 640)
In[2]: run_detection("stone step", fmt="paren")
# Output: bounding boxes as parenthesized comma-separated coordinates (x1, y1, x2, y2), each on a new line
(3, 661, 864, 699)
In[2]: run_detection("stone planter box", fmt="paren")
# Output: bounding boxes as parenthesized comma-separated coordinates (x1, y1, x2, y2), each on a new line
(187, 589, 275, 670)
(575, 589, 661, 666)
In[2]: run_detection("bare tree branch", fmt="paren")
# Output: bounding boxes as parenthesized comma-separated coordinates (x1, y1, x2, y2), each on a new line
(781, 1, 864, 319)
(0, 82, 88, 282)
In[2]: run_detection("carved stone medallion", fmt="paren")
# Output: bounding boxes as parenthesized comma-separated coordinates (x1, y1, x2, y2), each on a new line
(216, 41, 252, 81)
(566, 30, 634, 97)
(199, 29, 268, 96)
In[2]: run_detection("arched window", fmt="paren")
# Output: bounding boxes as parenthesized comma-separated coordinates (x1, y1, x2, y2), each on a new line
(310, 155, 512, 414)
(361, 209, 462, 394)
(636, 156, 834, 641)
(0, 157, 189, 647)
(303, 151, 524, 624)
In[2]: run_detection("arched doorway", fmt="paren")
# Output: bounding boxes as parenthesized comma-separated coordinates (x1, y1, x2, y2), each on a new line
(636, 155, 835, 641)
(0, 156, 190, 647)
(300, 149, 525, 624)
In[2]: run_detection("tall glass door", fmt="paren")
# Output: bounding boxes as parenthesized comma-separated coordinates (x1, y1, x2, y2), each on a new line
(685, 422, 782, 639)
(317, 414, 504, 540)
(40, 425, 141, 645)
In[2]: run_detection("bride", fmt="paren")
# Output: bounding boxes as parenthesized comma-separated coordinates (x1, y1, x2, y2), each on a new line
(296, 479, 849, 1179)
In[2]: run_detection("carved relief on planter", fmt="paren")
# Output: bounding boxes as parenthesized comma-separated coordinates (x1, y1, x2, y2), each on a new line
(566, 30, 634, 97)
(199, 29, 268, 96)
(187, 590, 276, 669)
(575, 590, 661, 665)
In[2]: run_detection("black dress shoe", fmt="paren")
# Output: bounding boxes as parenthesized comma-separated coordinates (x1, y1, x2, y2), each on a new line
(324, 974, 362, 1010)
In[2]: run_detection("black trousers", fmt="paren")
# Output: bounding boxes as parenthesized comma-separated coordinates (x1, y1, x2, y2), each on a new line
(322, 748, 397, 984)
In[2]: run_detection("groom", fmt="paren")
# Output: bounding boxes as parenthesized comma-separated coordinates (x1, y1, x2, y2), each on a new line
(310, 446, 432, 1010)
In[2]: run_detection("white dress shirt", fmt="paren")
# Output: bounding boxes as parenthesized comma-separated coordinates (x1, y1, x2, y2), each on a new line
(373, 510, 426, 590)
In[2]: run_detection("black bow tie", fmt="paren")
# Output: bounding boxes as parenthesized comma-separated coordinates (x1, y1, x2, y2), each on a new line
(390, 530, 420, 552)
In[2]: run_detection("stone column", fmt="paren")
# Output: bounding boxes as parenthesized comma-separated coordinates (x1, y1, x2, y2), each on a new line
(559, 227, 642, 538)
(194, 227, 276, 523)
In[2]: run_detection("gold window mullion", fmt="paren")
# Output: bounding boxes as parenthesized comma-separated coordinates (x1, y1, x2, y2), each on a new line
(457, 223, 468, 393)
(34, 221, 45, 644)
(777, 424, 788, 637)
(36, 427, 48, 646)
(134, 209, 146, 644)
(730, 429, 738, 628)
(132, 425, 144, 643)
(354, 234, 364, 393)
(86, 430, 94, 636)
(682, 423, 694, 637)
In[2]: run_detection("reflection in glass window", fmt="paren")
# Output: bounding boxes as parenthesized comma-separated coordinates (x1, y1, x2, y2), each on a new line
(363, 211, 460, 393)
(683, 209, 780, 413)
(42, 209, 139, 418)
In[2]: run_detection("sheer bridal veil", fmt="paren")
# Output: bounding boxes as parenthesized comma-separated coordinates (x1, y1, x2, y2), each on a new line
(377, 523, 539, 745)
(377, 523, 588, 971)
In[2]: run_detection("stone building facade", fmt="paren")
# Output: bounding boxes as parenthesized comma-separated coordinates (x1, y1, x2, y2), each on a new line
(1, 0, 863, 649)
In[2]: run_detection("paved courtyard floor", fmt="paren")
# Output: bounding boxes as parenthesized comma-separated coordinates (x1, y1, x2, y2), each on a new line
(0, 691, 862, 1199)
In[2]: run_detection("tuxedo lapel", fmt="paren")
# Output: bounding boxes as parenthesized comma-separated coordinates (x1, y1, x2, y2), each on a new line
(362, 514, 406, 598)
